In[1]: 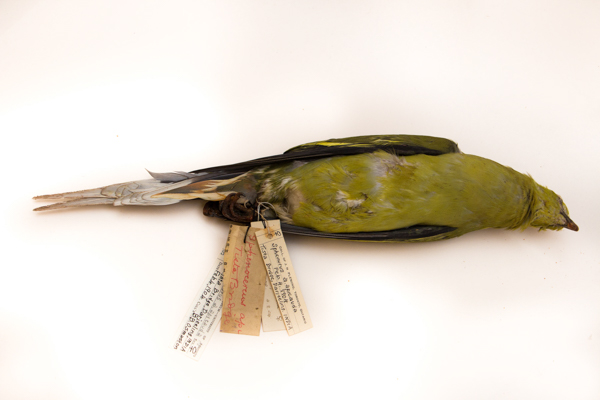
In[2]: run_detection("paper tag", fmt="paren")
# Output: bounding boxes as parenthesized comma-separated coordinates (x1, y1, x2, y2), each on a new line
(255, 222, 312, 335)
(173, 248, 225, 360)
(250, 221, 285, 332)
(220, 225, 266, 336)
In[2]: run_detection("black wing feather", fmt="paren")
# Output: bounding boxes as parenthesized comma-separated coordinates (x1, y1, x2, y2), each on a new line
(189, 135, 460, 180)
(280, 223, 456, 242)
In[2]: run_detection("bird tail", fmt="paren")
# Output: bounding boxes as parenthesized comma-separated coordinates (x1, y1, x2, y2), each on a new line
(33, 170, 248, 211)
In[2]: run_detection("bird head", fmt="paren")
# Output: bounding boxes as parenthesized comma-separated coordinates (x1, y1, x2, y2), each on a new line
(529, 185, 578, 232)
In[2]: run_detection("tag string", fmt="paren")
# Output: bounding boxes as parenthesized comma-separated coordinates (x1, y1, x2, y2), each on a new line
(256, 201, 277, 238)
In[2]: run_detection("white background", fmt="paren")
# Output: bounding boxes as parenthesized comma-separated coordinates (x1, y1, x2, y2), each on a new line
(1, 1, 599, 399)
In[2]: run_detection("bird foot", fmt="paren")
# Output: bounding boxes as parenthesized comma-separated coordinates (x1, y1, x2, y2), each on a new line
(203, 193, 255, 223)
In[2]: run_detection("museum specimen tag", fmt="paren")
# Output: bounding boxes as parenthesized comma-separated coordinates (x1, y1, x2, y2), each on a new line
(220, 225, 267, 336)
(173, 247, 225, 360)
(250, 220, 285, 331)
(254, 221, 313, 335)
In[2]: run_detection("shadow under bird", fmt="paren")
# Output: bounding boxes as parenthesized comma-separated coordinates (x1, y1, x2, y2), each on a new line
(34, 135, 578, 242)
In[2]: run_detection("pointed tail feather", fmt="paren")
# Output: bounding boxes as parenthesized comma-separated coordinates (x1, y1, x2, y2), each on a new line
(33, 170, 237, 211)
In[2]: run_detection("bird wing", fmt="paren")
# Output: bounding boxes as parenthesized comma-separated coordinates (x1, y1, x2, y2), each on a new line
(280, 223, 457, 242)
(188, 134, 460, 180)
(284, 134, 460, 156)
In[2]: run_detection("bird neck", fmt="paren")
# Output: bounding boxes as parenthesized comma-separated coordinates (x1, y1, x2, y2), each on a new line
(512, 175, 541, 230)
(521, 181, 552, 230)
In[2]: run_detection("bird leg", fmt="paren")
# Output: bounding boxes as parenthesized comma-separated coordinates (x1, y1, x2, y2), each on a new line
(203, 192, 255, 223)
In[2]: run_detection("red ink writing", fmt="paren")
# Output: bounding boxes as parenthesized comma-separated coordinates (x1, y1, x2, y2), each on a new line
(240, 240, 256, 307)
(224, 245, 243, 325)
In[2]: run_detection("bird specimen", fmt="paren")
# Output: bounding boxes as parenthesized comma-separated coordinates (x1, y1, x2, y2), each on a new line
(34, 135, 578, 242)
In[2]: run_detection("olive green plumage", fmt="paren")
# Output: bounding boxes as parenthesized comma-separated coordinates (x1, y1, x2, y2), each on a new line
(255, 151, 573, 241)
(231, 135, 576, 241)
(34, 134, 578, 242)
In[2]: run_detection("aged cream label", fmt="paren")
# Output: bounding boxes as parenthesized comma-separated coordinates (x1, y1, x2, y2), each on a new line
(250, 221, 285, 332)
(173, 248, 225, 360)
(255, 223, 312, 335)
(220, 225, 266, 336)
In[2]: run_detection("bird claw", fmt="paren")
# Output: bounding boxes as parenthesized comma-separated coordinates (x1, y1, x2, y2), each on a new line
(203, 193, 255, 223)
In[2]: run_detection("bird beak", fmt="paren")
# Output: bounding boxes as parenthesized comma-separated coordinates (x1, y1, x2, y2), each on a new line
(561, 212, 579, 231)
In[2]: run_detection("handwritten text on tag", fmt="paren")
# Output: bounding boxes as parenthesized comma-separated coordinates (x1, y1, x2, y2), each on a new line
(255, 224, 312, 335)
(220, 225, 266, 336)
(173, 248, 225, 360)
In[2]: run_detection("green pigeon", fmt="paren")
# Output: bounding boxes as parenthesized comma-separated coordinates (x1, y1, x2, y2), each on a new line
(34, 135, 578, 242)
